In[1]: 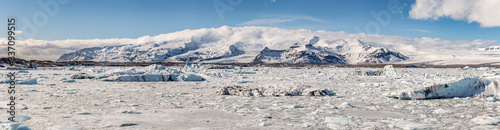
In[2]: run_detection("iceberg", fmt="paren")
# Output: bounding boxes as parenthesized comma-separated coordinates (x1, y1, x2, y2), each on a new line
(385, 77, 487, 100)
(216, 84, 335, 97)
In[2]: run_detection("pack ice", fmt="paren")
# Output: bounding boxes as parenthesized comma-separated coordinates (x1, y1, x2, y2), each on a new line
(216, 84, 335, 97)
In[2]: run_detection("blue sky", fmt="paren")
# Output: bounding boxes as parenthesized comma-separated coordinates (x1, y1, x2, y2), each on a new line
(1, 0, 499, 42)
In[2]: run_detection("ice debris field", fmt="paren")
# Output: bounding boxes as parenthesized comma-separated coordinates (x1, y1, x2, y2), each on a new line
(0, 64, 499, 129)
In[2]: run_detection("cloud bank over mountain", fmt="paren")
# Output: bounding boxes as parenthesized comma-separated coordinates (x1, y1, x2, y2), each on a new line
(1, 26, 498, 64)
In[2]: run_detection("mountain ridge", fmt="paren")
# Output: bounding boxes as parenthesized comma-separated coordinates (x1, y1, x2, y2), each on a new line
(58, 35, 409, 64)
(54, 26, 498, 65)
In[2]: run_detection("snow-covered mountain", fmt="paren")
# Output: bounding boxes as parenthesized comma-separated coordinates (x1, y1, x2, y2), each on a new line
(335, 40, 409, 64)
(58, 39, 244, 62)
(57, 34, 408, 64)
(253, 36, 408, 64)
(253, 36, 346, 64)
(55, 26, 498, 65)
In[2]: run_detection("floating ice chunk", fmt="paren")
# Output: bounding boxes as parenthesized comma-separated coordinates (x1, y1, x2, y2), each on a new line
(115, 74, 169, 82)
(189, 127, 209, 130)
(340, 102, 354, 108)
(482, 78, 500, 97)
(179, 74, 205, 81)
(352, 70, 377, 76)
(310, 109, 327, 115)
(486, 97, 499, 102)
(63, 79, 76, 83)
(385, 77, 487, 100)
(2, 78, 35, 85)
(259, 122, 271, 126)
(86, 68, 106, 73)
(119, 110, 142, 114)
(6, 67, 28, 70)
(109, 68, 145, 76)
(303, 88, 335, 96)
(216, 84, 335, 97)
(202, 65, 235, 69)
(146, 64, 166, 71)
(378, 65, 397, 76)
(3, 78, 38, 85)
(324, 103, 338, 109)
(237, 81, 253, 84)
(301, 123, 314, 127)
(432, 108, 453, 114)
(471, 115, 500, 125)
(483, 72, 500, 77)
(477, 67, 490, 71)
(353, 65, 396, 76)
(46, 126, 82, 130)
(17, 70, 29, 73)
(0, 118, 30, 130)
(288, 105, 303, 108)
(393, 120, 439, 129)
(324, 117, 357, 129)
(19, 78, 37, 84)
(233, 71, 256, 74)
(103, 72, 203, 82)
(470, 125, 497, 130)
(71, 73, 95, 79)
(142, 74, 167, 82)
(359, 82, 384, 86)
(0, 114, 31, 123)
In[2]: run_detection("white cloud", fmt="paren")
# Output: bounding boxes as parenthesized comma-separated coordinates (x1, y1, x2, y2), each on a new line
(238, 15, 327, 26)
(409, 0, 500, 27)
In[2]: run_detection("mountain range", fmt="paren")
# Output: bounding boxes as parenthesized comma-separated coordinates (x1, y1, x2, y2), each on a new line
(58, 27, 410, 64)
(55, 26, 499, 65)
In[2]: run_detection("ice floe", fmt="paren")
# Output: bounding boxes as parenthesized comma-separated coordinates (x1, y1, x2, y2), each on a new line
(99, 64, 205, 82)
(324, 117, 358, 129)
(216, 84, 335, 97)
(353, 65, 397, 76)
(0, 119, 30, 130)
(2, 78, 37, 85)
(393, 120, 439, 129)
(385, 77, 487, 100)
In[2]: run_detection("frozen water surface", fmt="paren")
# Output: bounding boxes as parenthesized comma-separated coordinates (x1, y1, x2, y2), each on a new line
(0, 65, 499, 129)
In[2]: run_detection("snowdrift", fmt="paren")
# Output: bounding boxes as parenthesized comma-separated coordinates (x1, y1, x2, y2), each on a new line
(216, 84, 335, 97)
